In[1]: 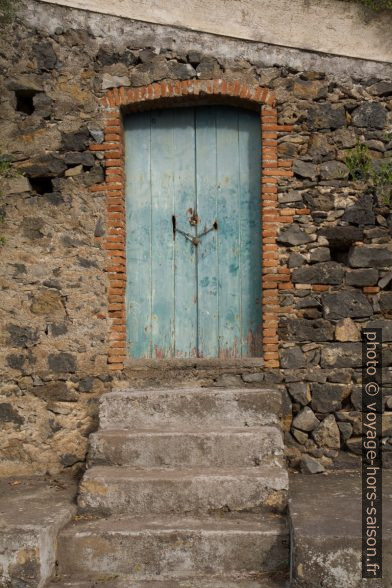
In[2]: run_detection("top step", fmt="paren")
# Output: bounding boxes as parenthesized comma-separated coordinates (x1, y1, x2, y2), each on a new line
(99, 387, 282, 430)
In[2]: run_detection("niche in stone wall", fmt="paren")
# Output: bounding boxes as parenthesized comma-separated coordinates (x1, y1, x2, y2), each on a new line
(14, 90, 38, 115)
(29, 176, 54, 195)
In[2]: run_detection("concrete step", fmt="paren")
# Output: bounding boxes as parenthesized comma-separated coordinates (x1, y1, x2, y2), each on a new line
(48, 573, 289, 587)
(99, 387, 282, 430)
(78, 465, 288, 516)
(55, 513, 289, 580)
(88, 426, 284, 468)
(290, 470, 392, 587)
(0, 475, 76, 588)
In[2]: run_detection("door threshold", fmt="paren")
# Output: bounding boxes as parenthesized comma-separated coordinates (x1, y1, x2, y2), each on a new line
(123, 357, 264, 370)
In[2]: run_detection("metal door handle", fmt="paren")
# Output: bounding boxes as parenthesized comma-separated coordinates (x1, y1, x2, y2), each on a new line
(173, 220, 218, 247)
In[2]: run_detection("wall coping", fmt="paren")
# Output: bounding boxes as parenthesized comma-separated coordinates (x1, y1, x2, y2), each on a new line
(38, 0, 392, 64)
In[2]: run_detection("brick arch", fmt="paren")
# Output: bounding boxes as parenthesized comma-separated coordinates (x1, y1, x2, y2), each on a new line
(89, 79, 295, 370)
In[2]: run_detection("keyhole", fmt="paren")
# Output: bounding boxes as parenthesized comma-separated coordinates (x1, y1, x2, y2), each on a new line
(213, 221, 218, 230)
(189, 212, 199, 226)
(172, 215, 176, 239)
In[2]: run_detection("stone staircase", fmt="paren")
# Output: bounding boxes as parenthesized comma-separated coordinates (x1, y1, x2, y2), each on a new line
(50, 387, 289, 587)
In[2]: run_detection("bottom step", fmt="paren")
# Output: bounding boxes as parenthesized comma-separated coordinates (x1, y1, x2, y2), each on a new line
(290, 470, 392, 587)
(57, 513, 289, 578)
(49, 572, 289, 587)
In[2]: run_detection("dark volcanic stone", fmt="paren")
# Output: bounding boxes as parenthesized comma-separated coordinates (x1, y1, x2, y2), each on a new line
(308, 103, 346, 130)
(342, 195, 375, 226)
(22, 156, 67, 178)
(309, 247, 330, 264)
(0, 403, 24, 425)
(292, 262, 344, 285)
(60, 453, 80, 467)
(320, 343, 362, 368)
(368, 81, 392, 97)
(288, 382, 311, 405)
(187, 50, 202, 65)
(50, 323, 68, 337)
(96, 47, 120, 65)
(297, 296, 321, 309)
(34, 41, 57, 70)
(6, 354, 26, 369)
(32, 382, 78, 402)
(293, 161, 318, 180)
(7, 325, 39, 348)
(277, 225, 314, 246)
(366, 320, 392, 342)
(380, 292, 392, 311)
(120, 49, 138, 66)
(78, 377, 94, 392)
(43, 192, 64, 206)
(351, 102, 388, 129)
(64, 152, 95, 167)
(22, 217, 44, 240)
(168, 62, 196, 80)
(319, 161, 349, 180)
(94, 217, 105, 238)
(311, 383, 345, 413)
(300, 454, 325, 474)
(61, 129, 90, 151)
(48, 352, 76, 373)
(279, 318, 334, 342)
(280, 347, 307, 369)
(138, 48, 158, 64)
(288, 253, 306, 268)
(348, 246, 392, 268)
(321, 291, 373, 320)
(346, 268, 379, 286)
(33, 93, 53, 118)
(196, 57, 221, 79)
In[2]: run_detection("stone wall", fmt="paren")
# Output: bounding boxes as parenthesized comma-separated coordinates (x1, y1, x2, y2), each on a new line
(39, 0, 392, 64)
(0, 0, 391, 476)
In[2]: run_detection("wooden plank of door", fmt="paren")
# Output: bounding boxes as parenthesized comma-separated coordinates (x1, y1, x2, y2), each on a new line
(216, 107, 242, 358)
(150, 109, 176, 358)
(172, 108, 198, 357)
(196, 106, 219, 358)
(124, 112, 153, 358)
(238, 109, 262, 356)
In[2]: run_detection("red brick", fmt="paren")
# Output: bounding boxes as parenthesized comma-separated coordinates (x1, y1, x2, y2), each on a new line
(264, 169, 294, 177)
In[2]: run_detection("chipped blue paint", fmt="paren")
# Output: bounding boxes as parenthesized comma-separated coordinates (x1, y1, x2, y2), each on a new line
(125, 106, 261, 358)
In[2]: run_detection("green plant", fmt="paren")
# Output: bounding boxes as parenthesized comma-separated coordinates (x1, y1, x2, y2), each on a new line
(372, 161, 392, 206)
(344, 142, 373, 181)
(0, 159, 21, 246)
(357, 0, 392, 9)
(345, 142, 392, 206)
(343, 0, 392, 9)
(0, 0, 17, 25)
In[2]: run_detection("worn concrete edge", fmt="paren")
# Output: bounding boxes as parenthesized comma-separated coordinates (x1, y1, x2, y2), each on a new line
(36, 0, 392, 64)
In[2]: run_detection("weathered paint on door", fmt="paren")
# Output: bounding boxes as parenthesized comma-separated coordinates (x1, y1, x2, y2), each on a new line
(125, 105, 262, 358)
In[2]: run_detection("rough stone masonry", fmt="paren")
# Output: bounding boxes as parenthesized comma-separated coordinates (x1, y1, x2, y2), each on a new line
(0, 0, 392, 477)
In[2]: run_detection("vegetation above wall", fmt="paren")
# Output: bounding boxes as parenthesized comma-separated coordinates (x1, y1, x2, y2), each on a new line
(345, 142, 392, 206)
(0, 0, 17, 24)
(344, 0, 392, 9)
(0, 161, 12, 246)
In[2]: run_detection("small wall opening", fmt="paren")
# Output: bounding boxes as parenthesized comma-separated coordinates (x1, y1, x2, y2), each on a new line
(29, 177, 54, 195)
(330, 244, 350, 265)
(15, 90, 38, 115)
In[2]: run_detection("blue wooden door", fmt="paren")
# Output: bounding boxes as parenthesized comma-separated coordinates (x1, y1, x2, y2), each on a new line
(125, 106, 261, 358)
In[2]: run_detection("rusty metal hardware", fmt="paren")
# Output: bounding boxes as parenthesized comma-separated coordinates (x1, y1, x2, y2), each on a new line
(172, 217, 218, 247)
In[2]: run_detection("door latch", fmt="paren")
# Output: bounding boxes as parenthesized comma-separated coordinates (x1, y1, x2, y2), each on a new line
(172, 216, 218, 247)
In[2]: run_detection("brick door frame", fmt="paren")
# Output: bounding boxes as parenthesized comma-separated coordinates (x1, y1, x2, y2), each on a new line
(89, 79, 296, 371)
